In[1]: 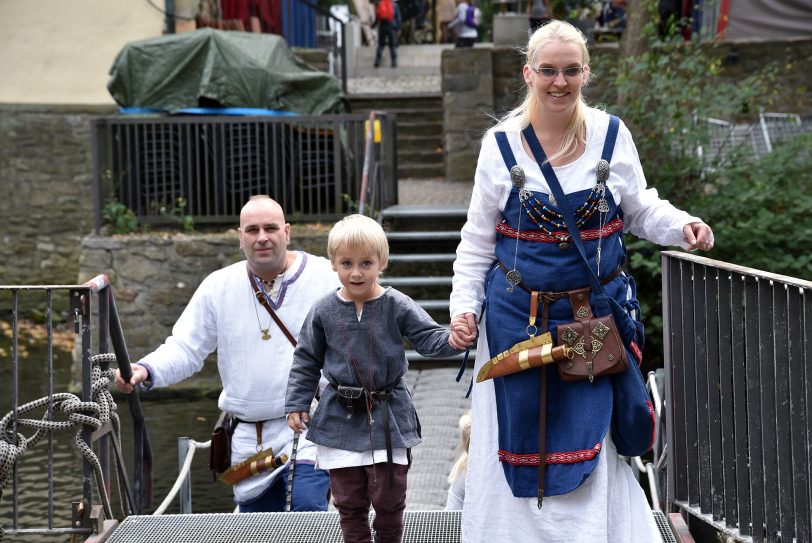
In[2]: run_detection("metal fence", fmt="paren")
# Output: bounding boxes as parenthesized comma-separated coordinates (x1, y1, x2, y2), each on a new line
(91, 113, 398, 232)
(662, 251, 812, 542)
(0, 275, 152, 539)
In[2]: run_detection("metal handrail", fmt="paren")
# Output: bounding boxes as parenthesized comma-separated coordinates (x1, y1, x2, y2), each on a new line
(662, 250, 812, 542)
(0, 275, 153, 538)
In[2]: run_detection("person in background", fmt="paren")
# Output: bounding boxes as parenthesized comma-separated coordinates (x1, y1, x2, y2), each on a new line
(448, 20, 713, 542)
(439, 0, 458, 43)
(528, 0, 550, 33)
(447, 0, 478, 48)
(115, 195, 340, 512)
(374, 0, 401, 68)
(286, 214, 469, 543)
(445, 410, 472, 510)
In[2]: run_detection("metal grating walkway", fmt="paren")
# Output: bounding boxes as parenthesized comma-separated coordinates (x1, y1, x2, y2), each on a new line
(107, 511, 462, 543)
(107, 510, 676, 542)
(653, 510, 677, 543)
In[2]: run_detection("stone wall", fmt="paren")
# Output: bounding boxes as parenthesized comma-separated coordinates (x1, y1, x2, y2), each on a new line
(0, 104, 115, 287)
(441, 48, 495, 183)
(78, 229, 329, 362)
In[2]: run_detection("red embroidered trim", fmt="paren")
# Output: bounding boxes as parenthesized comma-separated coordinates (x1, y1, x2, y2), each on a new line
(498, 442, 602, 466)
(496, 218, 624, 243)
(630, 341, 643, 366)
(646, 400, 656, 451)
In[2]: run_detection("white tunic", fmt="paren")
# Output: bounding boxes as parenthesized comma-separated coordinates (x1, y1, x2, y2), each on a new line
(140, 252, 340, 502)
(450, 108, 704, 541)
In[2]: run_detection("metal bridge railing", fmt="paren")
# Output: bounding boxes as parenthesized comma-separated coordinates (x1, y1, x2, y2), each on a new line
(662, 251, 812, 542)
(0, 275, 153, 540)
(91, 113, 398, 232)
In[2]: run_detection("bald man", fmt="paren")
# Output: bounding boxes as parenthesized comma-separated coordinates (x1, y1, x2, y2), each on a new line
(116, 195, 339, 512)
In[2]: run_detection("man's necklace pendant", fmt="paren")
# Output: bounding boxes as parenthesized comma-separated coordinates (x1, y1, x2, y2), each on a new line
(261, 328, 271, 340)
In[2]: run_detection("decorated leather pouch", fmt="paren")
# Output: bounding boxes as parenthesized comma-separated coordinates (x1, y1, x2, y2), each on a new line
(336, 385, 370, 414)
(555, 287, 629, 382)
(209, 411, 234, 474)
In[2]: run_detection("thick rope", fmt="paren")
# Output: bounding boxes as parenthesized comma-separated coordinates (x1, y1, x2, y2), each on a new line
(0, 354, 122, 521)
(152, 439, 210, 516)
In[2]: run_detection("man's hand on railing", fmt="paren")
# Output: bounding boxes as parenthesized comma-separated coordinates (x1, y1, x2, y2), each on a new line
(115, 363, 150, 394)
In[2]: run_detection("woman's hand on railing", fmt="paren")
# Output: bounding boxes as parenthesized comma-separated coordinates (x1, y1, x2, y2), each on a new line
(115, 363, 149, 394)
(683, 222, 714, 252)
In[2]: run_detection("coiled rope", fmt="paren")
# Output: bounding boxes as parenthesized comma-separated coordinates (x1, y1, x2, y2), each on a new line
(0, 353, 123, 521)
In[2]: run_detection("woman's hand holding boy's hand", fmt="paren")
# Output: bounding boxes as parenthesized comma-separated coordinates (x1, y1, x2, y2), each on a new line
(449, 312, 477, 350)
(287, 412, 309, 433)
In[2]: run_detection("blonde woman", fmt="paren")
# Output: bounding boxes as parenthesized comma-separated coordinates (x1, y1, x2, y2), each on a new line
(448, 20, 713, 542)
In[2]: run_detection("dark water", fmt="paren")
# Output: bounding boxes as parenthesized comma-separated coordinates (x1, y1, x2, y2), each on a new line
(1, 345, 236, 542)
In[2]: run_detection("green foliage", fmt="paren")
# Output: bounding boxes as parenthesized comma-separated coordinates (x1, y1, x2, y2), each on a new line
(694, 134, 812, 279)
(151, 197, 195, 234)
(612, 17, 779, 207)
(101, 198, 138, 234)
(607, 0, 806, 365)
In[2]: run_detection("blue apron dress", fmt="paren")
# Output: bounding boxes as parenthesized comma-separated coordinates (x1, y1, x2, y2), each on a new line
(484, 118, 652, 499)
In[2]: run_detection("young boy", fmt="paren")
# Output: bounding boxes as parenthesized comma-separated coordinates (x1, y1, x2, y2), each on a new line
(286, 214, 467, 543)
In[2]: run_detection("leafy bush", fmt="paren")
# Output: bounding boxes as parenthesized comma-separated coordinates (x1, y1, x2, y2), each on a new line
(101, 198, 138, 234)
(606, 0, 806, 366)
(694, 133, 812, 279)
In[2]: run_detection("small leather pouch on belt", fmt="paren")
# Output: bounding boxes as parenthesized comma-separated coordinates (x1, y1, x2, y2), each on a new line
(555, 287, 629, 383)
(336, 385, 372, 415)
(209, 411, 235, 474)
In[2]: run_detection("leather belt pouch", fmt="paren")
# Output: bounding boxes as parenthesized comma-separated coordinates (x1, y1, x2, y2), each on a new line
(336, 385, 371, 414)
(555, 287, 629, 382)
(209, 411, 234, 474)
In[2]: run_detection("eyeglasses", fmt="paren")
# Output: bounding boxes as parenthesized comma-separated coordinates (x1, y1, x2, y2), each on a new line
(529, 65, 584, 79)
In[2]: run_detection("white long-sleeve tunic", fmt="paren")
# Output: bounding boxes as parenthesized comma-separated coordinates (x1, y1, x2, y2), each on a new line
(450, 108, 703, 541)
(140, 252, 339, 502)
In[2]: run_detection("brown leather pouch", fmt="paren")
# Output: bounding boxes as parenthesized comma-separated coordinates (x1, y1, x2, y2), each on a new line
(555, 287, 628, 382)
(209, 411, 234, 474)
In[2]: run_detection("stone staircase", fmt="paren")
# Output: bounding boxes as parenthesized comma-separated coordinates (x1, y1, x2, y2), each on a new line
(348, 94, 444, 180)
(379, 204, 472, 363)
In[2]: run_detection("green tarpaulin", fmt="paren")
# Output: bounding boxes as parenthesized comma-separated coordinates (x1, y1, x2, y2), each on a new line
(107, 28, 345, 114)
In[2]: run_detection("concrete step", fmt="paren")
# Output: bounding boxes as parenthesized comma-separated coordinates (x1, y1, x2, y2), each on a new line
(398, 134, 443, 153)
(399, 150, 444, 166)
(381, 276, 453, 288)
(398, 122, 443, 138)
(399, 163, 447, 179)
(389, 253, 457, 263)
(388, 253, 456, 277)
(348, 95, 442, 113)
(406, 349, 472, 363)
(386, 230, 461, 242)
(383, 205, 468, 221)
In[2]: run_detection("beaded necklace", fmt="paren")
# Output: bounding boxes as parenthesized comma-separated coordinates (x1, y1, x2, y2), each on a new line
(520, 182, 607, 238)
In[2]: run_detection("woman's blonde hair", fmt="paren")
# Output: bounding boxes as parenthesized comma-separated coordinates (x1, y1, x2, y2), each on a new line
(448, 411, 472, 483)
(494, 20, 591, 164)
(327, 214, 389, 270)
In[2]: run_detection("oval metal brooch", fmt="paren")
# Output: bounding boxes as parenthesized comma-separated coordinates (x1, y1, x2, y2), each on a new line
(595, 159, 610, 183)
(510, 165, 525, 188)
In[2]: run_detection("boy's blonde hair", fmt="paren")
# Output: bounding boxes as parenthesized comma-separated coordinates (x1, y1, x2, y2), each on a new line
(327, 214, 389, 270)
(494, 20, 591, 164)
(448, 410, 472, 483)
